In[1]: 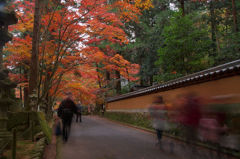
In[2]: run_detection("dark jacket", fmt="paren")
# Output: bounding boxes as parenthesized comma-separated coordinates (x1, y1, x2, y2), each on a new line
(76, 104, 82, 114)
(57, 98, 77, 120)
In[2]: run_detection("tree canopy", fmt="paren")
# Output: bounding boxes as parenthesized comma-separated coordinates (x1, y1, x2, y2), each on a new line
(2, 0, 240, 113)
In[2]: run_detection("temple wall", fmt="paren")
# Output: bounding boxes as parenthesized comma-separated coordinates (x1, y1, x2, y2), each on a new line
(106, 76, 240, 112)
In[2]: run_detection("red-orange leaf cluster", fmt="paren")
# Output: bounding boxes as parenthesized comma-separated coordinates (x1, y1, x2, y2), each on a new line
(4, 0, 151, 107)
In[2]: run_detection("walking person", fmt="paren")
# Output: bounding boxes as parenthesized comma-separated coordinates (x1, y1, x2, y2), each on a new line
(57, 92, 77, 142)
(177, 93, 202, 155)
(180, 93, 202, 142)
(53, 113, 62, 136)
(76, 102, 82, 123)
(149, 96, 169, 148)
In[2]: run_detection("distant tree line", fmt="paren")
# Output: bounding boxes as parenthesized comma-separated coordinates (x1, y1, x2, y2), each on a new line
(118, 0, 240, 87)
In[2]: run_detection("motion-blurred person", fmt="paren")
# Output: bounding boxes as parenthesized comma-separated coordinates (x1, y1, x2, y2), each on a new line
(198, 116, 227, 144)
(149, 96, 169, 147)
(53, 113, 62, 136)
(198, 103, 228, 144)
(58, 92, 77, 142)
(179, 93, 202, 142)
(76, 101, 82, 123)
(101, 105, 105, 116)
(169, 95, 186, 124)
(224, 115, 240, 150)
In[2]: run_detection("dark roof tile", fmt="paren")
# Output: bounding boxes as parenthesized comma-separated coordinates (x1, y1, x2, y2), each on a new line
(107, 59, 240, 102)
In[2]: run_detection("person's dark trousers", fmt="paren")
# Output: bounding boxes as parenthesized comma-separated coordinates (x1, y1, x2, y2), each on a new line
(62, 118, 72, 142)
(156, 129, 163, 142)
(76, 113, 82, 122)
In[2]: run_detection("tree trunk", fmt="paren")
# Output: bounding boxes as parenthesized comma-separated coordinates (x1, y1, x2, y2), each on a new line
(20, 86, 23, 107)
(178, 0, 185, 16)
(23, 68, 29, 109)
(0, 46, 3, 68)
(105, 70, 112, 91)
(126, 68, 130, 90)
(19, 66, 23, 107)
(45, 92, 53, 121)
(149, 76, 153, 86)
(115, 70, 121, 94)
(232, 0, 238, 32)
(24, 86, 29, 109)
(96, 63, 102, 88)
(106, 71, 110, 81)
(209, 1, 217, 55)
(29, 0, 41, 111)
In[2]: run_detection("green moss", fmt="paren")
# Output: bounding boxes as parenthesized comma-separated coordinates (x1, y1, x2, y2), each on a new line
(37, 112, 52, 144)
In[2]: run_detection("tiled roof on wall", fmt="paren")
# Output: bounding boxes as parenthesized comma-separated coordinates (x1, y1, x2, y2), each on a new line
(107, 59, 240, 103)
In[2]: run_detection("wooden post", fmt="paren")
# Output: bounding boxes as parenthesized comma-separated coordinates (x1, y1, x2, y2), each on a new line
(12, 128, 16, 159)
(31, 121, 34, 142)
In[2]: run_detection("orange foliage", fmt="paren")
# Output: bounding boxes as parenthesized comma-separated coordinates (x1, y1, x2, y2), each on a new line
(4, 0, 148, 106)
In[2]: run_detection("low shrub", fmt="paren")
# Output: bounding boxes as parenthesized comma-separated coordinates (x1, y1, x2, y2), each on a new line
(104, 112, 153, 130)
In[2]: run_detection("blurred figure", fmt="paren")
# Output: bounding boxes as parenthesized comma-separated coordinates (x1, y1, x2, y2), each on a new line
(53, 113, 62, 136)
(76, 101, 82, 122)
(149, 96, 169, 147)
(101, 105, 105, 116)
(58, 92, 77, 142)
(223, 116, 240, 150)
(179, 93, 202, 142)
(198, 100, 228, 144)
(171, 95, 186, 123)
(198, 116, 227, 143)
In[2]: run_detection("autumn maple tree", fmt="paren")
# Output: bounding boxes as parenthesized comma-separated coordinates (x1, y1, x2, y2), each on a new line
(4, 0, 152, 115)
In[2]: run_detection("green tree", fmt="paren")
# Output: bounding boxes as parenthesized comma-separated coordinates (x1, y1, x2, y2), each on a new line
(154, 11, 212, 82)
(214, 0, 240, 65)
(120, 0, 172, 86)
